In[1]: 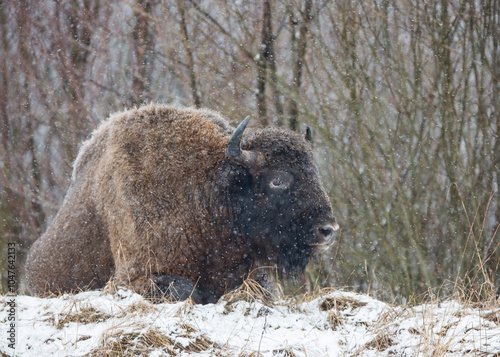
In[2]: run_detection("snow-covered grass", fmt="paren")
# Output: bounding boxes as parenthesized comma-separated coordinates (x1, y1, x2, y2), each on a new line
(2, 283, 500, 356)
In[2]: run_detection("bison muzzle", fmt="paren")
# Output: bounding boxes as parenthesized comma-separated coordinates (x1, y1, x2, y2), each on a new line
(26, 104, 338, 304)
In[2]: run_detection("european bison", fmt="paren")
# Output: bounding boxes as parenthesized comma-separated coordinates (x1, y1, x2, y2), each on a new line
(26, 104, 338, 303)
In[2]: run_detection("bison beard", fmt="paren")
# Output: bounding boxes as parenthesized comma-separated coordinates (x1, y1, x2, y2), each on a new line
(25, 104, 338, 304)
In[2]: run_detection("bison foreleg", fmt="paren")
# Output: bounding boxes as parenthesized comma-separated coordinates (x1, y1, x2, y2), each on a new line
(148, 274, 215, 304)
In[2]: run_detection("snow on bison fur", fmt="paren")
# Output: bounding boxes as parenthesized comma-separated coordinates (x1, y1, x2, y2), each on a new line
(26, 104, 338, 304)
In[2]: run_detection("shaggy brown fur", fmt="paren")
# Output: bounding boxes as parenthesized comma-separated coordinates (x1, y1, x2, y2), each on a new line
(26, 104, 337, 303)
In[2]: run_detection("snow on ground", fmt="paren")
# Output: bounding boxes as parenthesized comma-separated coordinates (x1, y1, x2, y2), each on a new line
(1, 288, 500, 356)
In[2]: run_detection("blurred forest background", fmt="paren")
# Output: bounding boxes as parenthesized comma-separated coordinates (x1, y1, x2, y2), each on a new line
(0, 0, 499, 302)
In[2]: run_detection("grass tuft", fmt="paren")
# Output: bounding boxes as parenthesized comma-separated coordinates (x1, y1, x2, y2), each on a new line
(222, 278, 275, 307)
(363, 333, 395, 352)
(55, 304, 110, 329)
(90, 327, 176, 356)
(89, 325, 219, 356)
(319, 296, 367, 312)
(125, 301, 155, 315)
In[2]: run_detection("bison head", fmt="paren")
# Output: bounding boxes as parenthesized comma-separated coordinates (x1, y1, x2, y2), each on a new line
(221, 117, 338, 276)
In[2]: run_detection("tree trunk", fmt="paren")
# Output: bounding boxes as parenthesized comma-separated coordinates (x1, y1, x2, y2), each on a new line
(256, 0, 273, 126)
(288, 0, 312, 131)
(177, 0, 201, 108)
(132, 0, 153, 106)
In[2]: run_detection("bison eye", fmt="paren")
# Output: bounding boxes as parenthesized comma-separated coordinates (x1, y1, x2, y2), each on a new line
(264, 170, 293, 192)
(270, 177, 288, 190)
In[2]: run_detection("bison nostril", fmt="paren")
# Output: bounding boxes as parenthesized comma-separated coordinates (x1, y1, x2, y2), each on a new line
(315, 223, 339, 242)
(318, 226, 333, 238)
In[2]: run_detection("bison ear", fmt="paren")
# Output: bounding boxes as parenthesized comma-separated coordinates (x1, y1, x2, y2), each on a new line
(227, 116, 259, 167)
(305, 127, 312, 143)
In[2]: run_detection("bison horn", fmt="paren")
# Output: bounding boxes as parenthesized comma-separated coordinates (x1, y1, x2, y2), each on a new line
(227, 116, 250, 157)
(226, 116, 258, 166)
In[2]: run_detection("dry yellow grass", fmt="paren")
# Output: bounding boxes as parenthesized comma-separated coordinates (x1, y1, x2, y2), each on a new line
(89, 325, 219, 357)
(221, 278, 275, 308)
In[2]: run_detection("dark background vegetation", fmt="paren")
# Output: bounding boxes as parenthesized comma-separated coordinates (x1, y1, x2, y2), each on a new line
(0, 0, 499, 302)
